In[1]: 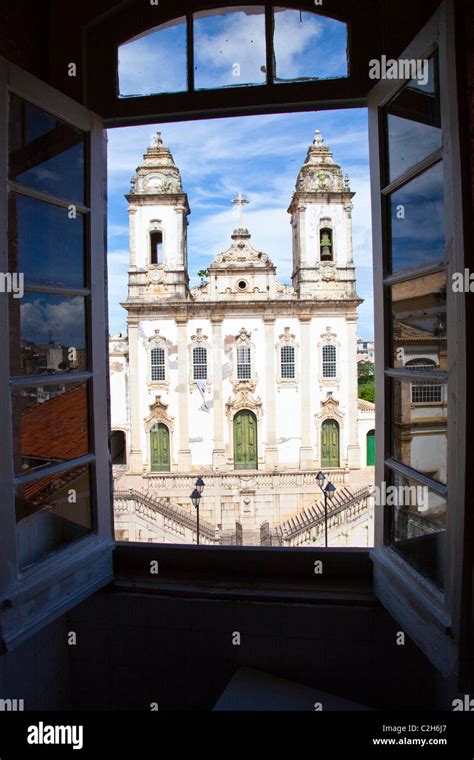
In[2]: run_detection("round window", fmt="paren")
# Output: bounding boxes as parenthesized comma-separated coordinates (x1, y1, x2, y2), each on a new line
(237, 280, 247, 291)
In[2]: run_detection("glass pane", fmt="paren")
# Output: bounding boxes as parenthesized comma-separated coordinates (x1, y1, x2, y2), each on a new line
(118, 18, 187, 97)
(12, 382, 90, 475)
(9, 94, 85, 205)
(391, 271, 447, 368)
(10, 293, 87, 376)
(385, 54, 441, 183)
(392, 379, 447, 484)
(389, 471, 446, 590)
(194, 7, 266, 90)
(389, 162, 445, 273)
(16, 463, 93, 570)
(274, 9, 348, 83)
(9, 194, 85, 288)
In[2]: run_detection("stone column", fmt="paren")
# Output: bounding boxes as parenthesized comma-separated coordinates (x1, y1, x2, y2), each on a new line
(299, 316, 314, 468)
(346, 315, 361, 468)
(176, 317, 192, 470)
(128, 208, 137, 268)
(264, 317, 278, 468)
(211, 317, 227, 469)
(128, 320, 143, 473)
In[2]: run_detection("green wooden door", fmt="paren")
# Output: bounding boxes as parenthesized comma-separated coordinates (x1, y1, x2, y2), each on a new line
(321, 419, 340, 467)
(233, 410, 258, 470)
(366, 430, 375, 467)
(150, 423, 170, 472)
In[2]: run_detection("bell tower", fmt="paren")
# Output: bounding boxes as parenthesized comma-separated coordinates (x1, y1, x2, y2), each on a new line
(289, 129, 359, 301)
(125, 132, 190, 301)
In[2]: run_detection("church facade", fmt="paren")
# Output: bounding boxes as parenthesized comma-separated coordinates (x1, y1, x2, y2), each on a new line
(110, 130, 375, 538)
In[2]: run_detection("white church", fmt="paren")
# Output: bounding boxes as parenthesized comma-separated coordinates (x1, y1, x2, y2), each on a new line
(109, 129, 376, 544)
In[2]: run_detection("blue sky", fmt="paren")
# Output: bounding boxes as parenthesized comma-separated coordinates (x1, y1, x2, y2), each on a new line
(107, 109, 374, 340)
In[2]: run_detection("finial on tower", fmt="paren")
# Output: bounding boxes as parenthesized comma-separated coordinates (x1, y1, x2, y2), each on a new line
(130, 175, 136, 193)
(151, 131, 164, 148)
(344, 173, 350, 189)
(313, 129, 325, 146)
(232, 192, 250, 229)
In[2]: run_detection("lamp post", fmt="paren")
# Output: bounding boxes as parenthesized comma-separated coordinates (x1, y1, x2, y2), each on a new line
(190, 477, 205, 545)
(316, 471, 336, 547)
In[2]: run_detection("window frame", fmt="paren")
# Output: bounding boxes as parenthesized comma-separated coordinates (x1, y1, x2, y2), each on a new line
(84, 1, 378, 123)
(322, 344, 337, 379)
(150, 346, 166, 383)
(33, 0, 468, 685)
(0, 58, 114, 650)
(236, 345, 252, 381)
(368, 2, 467, 675)
(192, 345, 208, 381)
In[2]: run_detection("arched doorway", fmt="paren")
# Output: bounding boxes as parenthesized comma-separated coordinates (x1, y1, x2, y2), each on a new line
(233, 410, 258, 470)
(366, 429, 375, 467)
(321, 419, 339, 468)
(150, 423, 170, 472)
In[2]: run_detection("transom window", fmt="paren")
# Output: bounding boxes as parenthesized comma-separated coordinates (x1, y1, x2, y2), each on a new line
(280, 345, 295, 379)
(192, 346, 208, 381)
(117, 7, 349, 98)
(236, 346, 252, 380)
(150, 347, 166, 382)
(322, 344, 337, 378)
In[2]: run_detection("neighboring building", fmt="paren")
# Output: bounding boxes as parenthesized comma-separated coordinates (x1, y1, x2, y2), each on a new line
(357, 339, 375, 362)
(110, 130, 375, 542)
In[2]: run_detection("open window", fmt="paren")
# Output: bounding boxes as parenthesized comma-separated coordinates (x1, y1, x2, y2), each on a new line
(368, 2, 467, 674)
(0, 58, 113, 649)
(150, 230, 163, 265)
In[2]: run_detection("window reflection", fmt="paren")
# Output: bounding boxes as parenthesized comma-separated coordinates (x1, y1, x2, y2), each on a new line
(392, 379, 447, 485)
(9, 95, 85, 204)
(118, 18, 187, 97)
(274, 8, 348, 82)
(386, 54, 441, 182)
(9, 194, 85, 288)
(16, 464, 92, 570)
(391, 271, 447, 368)
(390, 471, 446, 590)
(12, 383, 90, 475)
(10, 293, 87, 376)
(390, 161, 445, 272)
(194, 7, 266, 90)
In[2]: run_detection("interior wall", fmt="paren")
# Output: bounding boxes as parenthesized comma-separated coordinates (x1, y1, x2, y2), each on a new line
(0, 616, 71, 710)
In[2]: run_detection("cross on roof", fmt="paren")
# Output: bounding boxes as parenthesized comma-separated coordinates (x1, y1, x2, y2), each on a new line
(232, 192, 250, 228)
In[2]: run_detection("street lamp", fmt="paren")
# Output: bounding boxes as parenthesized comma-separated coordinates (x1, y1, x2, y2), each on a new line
(190, 477, 205, 545)
(316, 471, 336, 547)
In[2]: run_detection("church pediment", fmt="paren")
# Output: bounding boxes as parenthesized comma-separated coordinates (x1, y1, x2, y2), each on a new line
(210, 228, 275, 271)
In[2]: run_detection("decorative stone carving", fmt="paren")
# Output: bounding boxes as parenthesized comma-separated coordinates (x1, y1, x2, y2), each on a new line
(225, 389, 263, 419)
(212, 229, 274, 269)
(144, 395, 175, 432)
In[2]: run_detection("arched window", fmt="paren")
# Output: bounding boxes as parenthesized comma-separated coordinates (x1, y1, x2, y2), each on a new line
(150, 230, 163, 264)
(406, 358, 443, 404)
(192, 346, 207, 381)
(150, 347, 166, 382)
(322, 344, 337, 378)
(320, 227, 333, 261)
(280, 345, 295, 379)
(116, 9, 349, 98)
